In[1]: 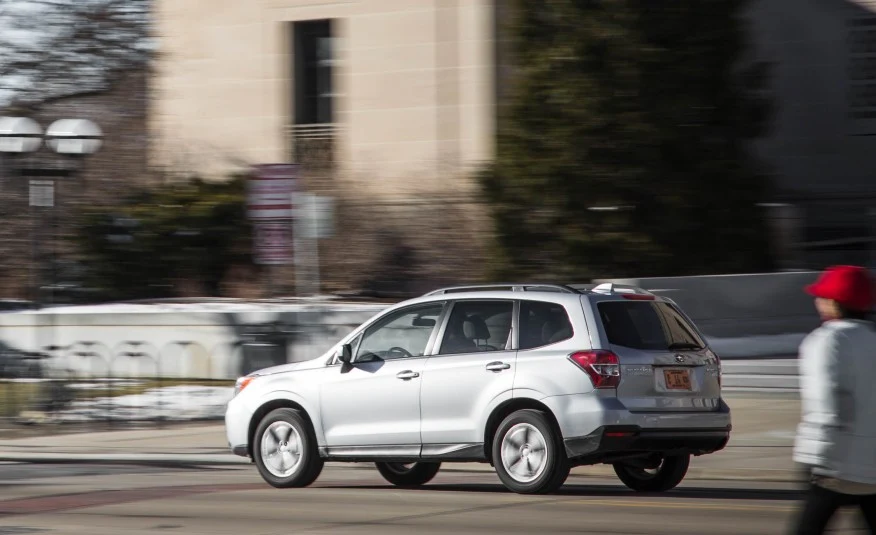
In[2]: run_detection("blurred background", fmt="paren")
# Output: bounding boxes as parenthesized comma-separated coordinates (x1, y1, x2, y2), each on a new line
(0, 0, 874, 426)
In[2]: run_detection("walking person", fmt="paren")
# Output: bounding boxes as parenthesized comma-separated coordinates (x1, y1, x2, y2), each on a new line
(791, 265, 876, 534)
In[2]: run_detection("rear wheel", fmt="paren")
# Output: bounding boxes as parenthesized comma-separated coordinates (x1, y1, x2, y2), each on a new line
(375, 462, 441, 487)
(253, 408, 324, 488)
(613, 453, 690, 492)
(492, 409, 569, 494)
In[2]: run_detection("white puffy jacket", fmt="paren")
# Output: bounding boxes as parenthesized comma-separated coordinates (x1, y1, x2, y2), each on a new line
(793, 319, 876, 485)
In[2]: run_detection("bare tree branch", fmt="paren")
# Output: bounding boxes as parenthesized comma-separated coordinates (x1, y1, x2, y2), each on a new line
(0, 0, 154, 106)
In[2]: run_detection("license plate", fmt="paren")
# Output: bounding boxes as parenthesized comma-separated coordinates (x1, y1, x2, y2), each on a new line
(663, 369, 692, 390)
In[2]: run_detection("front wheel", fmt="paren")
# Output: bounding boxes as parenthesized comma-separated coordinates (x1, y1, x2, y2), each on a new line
(375, 462, 441, 487)
(613, 453, 690, 492)
(492, 409, 569, 494)
(253, 408, 324, 488)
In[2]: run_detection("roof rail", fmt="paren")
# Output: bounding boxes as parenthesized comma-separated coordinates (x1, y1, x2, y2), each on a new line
(589, 282, 654, 296)
(423, 284, 579, 297)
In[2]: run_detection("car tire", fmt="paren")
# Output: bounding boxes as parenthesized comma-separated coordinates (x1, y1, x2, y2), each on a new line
(492, 409, 569, 494)
(613, 453, 690, 492)
(253, 408, 324, 488)
(375, 462, 441, 487)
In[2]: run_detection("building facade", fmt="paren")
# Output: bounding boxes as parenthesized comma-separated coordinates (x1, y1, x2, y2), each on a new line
(151, 0, 876, 272)
(747, 0, 876, 268)
(150, 0, 497, 200)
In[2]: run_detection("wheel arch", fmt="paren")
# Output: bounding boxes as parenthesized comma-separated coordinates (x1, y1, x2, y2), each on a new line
(248, 399, 316, 459)
(483, 397, 564, 463)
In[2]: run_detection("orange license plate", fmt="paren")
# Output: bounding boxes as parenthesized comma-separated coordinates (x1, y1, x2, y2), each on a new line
(664, 369, 692, 390)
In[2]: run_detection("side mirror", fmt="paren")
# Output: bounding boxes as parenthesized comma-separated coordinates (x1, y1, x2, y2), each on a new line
(337, 343, 353, 365)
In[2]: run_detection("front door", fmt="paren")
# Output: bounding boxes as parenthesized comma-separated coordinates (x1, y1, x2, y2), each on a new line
(319, 302, 445, 455)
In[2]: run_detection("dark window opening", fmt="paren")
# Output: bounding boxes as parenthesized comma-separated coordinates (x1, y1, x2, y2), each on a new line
(293, 20, 334, 125)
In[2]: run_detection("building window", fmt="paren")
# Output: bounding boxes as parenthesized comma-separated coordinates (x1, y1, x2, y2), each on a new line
(848, 18, 876, 120)
(293, 20, 335, 125)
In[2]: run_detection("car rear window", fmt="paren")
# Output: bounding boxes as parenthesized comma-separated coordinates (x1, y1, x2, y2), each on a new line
(597, 301, 705, 351)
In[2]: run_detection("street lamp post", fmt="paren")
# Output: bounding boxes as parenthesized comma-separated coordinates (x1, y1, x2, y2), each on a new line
(0, 116, 103, 304)
(0, 116, 102, 378)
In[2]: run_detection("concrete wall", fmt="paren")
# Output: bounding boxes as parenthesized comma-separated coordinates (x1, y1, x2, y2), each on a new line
(150, 0, 495, 194)
(0, 302, 385, 379)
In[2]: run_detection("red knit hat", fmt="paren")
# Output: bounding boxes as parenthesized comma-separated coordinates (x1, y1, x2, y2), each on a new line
(805, 265, 875, 312)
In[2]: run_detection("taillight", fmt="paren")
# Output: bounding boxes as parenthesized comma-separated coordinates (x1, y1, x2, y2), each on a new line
(707, 350, 722, 387)
(569, 350, 621, 389)
(716, 353, 722, 387)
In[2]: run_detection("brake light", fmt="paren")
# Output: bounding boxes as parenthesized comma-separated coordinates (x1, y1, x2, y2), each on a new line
(621, 294, 655, 301)
(569, 350, 621, 389)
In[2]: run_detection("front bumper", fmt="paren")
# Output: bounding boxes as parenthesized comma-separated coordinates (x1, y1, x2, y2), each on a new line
(564, 424, 731, 464)
(225, 397, 251, 458)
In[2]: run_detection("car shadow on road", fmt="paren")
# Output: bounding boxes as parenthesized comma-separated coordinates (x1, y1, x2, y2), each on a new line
(326, 482, 802, 501)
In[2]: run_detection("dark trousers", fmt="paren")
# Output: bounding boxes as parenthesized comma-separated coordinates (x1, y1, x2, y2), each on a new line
(792, 481, 876, 534)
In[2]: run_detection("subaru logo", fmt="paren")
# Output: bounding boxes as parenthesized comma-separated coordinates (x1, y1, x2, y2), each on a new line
(675, 354, 686, 363)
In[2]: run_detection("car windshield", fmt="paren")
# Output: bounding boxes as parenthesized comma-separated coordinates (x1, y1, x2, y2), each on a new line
(597, 300, 705, 351)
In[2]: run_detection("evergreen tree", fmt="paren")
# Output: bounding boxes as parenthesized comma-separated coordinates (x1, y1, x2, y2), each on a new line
(74, 175, 252, 301)
(481, 0, 774, 281)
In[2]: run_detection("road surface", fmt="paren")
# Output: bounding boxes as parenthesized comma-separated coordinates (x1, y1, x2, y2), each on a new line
(0, 463, 872, 534)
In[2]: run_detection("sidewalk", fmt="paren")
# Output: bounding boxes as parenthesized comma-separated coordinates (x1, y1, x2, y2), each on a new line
(0, 394, 802, 482)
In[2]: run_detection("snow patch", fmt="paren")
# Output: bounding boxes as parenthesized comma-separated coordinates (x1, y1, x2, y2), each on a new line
(51, 385, 233, 422)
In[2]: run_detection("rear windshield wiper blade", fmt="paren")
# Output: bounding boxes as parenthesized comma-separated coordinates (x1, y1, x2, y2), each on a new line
(667, 342, 703, 351)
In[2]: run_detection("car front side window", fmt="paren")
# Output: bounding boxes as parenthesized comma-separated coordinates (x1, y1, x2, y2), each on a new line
(355, 303, 444, 361)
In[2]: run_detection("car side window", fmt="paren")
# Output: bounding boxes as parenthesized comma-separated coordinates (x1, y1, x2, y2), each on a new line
(438, 300, 514, 355)
(519, 301, 574, 350)
(356, 304, 444, 361)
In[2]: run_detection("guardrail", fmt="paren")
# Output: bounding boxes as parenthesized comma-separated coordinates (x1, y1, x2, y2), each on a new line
(722, 358, 800, 393)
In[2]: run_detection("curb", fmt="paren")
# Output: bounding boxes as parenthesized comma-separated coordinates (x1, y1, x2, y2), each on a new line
(0, 453, 249, 467)
(434, 464, 801, 483)
(0, 454, 802, 483)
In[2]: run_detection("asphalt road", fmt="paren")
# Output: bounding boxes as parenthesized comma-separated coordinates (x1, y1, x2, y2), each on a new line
(0, 463, 872, 535)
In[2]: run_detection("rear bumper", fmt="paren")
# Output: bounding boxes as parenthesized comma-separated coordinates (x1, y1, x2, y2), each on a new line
(564, 425, 731, 464)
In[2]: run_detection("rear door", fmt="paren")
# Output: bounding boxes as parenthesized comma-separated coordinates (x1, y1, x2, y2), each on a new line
(593, 298, 721, 412)
(419, 299, 516, 449)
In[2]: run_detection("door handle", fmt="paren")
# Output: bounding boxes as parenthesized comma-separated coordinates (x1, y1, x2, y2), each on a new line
(396, 370, 420, 380)
(486, 361, 511, 372)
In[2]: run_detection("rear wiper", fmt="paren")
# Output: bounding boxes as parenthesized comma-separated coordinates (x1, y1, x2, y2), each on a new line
(667, 342, 702, 351)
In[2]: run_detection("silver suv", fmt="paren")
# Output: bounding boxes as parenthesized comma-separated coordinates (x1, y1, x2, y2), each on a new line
(225, 283, 730, 494)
